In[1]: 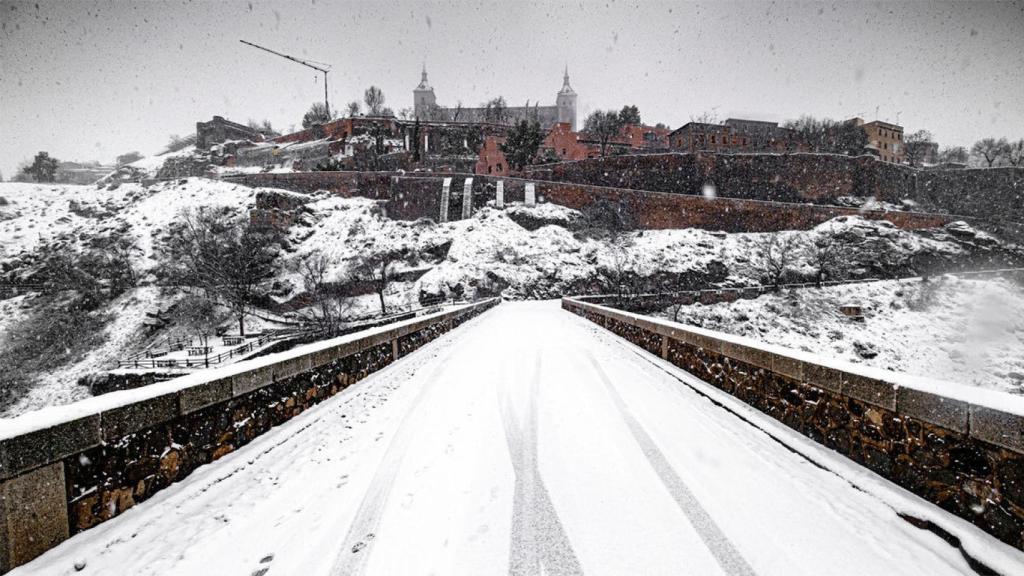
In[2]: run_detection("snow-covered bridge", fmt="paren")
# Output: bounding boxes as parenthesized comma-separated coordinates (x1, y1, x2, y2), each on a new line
(9, 301, 1024, 575)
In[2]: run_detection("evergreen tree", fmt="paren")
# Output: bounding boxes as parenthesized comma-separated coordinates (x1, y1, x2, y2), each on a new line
(501, 120, 544, 169)
(26, 152, 59, 182)
(619, 105, 641, 126)
(302, 102, 333, 129)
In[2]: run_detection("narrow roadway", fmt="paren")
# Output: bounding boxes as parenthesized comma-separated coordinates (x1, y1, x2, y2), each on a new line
(14, 301, 1020, 576)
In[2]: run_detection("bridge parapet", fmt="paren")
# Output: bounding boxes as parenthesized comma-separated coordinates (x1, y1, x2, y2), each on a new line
(563, 296, 1024, 552)
(0, 298, 499, 573)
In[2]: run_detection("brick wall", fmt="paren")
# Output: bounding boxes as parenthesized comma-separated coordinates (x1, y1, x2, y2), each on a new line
(563, 297, 1024, 556)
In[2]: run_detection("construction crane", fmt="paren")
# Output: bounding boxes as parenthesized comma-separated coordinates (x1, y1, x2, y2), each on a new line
(240, 39, 331, 118)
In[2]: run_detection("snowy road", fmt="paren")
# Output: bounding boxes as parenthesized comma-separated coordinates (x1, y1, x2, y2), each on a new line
(15, 301, 1023, 576)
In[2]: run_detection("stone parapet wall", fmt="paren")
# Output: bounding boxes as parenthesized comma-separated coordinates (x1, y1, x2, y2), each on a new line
(0, 299, 499, 573)
(562, 297, 1024, 552)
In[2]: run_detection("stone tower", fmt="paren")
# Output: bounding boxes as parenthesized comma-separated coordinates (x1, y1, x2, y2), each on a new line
(556, 66, 578, 130)
(413, 65, 437, 119)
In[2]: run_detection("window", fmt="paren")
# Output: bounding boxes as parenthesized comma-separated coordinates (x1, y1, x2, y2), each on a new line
(497, 163, 503, 172)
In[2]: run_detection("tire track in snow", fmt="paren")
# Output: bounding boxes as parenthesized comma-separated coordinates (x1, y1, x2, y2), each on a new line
(328, 319, 483, 576)
(585, 353, 757, 576)
(500, 353, 584, 576)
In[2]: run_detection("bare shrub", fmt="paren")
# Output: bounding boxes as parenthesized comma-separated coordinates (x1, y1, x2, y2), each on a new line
(156, 207, 279, 335)
(298, 253, 352, 334)
(755, 233, 798, 289)
(806, 234, 848, 287)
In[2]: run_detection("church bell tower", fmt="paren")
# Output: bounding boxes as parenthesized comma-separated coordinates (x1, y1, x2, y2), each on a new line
(556, 66, 578, 130)
(413, 65, 437, 119)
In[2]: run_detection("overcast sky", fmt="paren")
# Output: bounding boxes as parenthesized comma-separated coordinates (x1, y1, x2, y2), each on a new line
(1, 0, 1022, 178)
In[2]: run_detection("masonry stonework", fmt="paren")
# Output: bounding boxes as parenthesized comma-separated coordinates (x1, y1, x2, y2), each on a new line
(525, 153, 1024, 226)
(563, 298, 1024, 553)
(0, 300, 498, 573)
(229, 171, 950, 233)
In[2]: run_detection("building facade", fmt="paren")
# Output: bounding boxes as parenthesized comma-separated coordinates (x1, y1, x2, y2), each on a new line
(850, 118, 904, 164)
(669, 119, 803, 153)
(669, 122, 750, 152)
(413, 66, 578, 130)
(196, 116, 264, 149)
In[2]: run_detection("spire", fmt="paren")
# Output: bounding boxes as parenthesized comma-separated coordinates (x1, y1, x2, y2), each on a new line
(559, 64, 575, 95)
(416, 63, 432, 91)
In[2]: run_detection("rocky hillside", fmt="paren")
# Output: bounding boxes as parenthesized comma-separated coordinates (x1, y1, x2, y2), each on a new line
(1, 177, 1022, 417)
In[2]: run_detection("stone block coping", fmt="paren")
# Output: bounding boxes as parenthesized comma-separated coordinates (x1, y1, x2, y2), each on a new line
(563, 297, 1024, 455)
(0, 299, 499, 481)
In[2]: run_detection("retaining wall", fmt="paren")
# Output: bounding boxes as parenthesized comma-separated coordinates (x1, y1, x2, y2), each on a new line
(0, 299, 499, 573)
(562, 297, 1024, 552)
(515, 177, 949, 232)
(228, 171, 950, 233)
(524, 153, 1024, 224)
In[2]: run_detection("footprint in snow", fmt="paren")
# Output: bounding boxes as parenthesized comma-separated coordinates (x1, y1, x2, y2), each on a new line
(250, 553, 274, 576)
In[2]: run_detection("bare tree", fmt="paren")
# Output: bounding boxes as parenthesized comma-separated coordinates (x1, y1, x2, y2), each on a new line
(356, 251, 400, 316)
(247, 119, 279, 137)
(346, 101, 361, 117)
(168, 294, 229, 366)
(903, 130, 936, 167)
(298, 253, 350, 334)
(971, 137, 1010, 167)
(1007, 139, 1024, 167)
(602, 242, 633, 304)
(806, 234, 847, 287)
(157, 207, 278, 336)
(938, 146, 969, 164)
(364, 86, 386, 116)
(583, 110, 623, 157)
(755, 233, 798, 290)
(783, 116, 866, 155)
(690, 110, 719, 125)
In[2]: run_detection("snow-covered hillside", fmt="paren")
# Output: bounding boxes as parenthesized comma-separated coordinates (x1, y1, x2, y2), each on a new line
(1, 178, 1021, 418)
(660, 276, 1024, 395)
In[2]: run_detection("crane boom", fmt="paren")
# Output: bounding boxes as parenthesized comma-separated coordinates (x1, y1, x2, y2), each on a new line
(240, 39, 331, 117)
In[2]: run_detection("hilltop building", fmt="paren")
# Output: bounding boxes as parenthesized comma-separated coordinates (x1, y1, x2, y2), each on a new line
(849, 118, 904, 164)
(669, 119, 803, 153)
(413, 66, 578, 130)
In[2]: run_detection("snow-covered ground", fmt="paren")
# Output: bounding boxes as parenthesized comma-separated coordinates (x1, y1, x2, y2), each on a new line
(0, 178, 1018, 418)
(660, 275, 1024, 395)
(11, 301, 1024, 576)
(0, 180, 255, 270)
